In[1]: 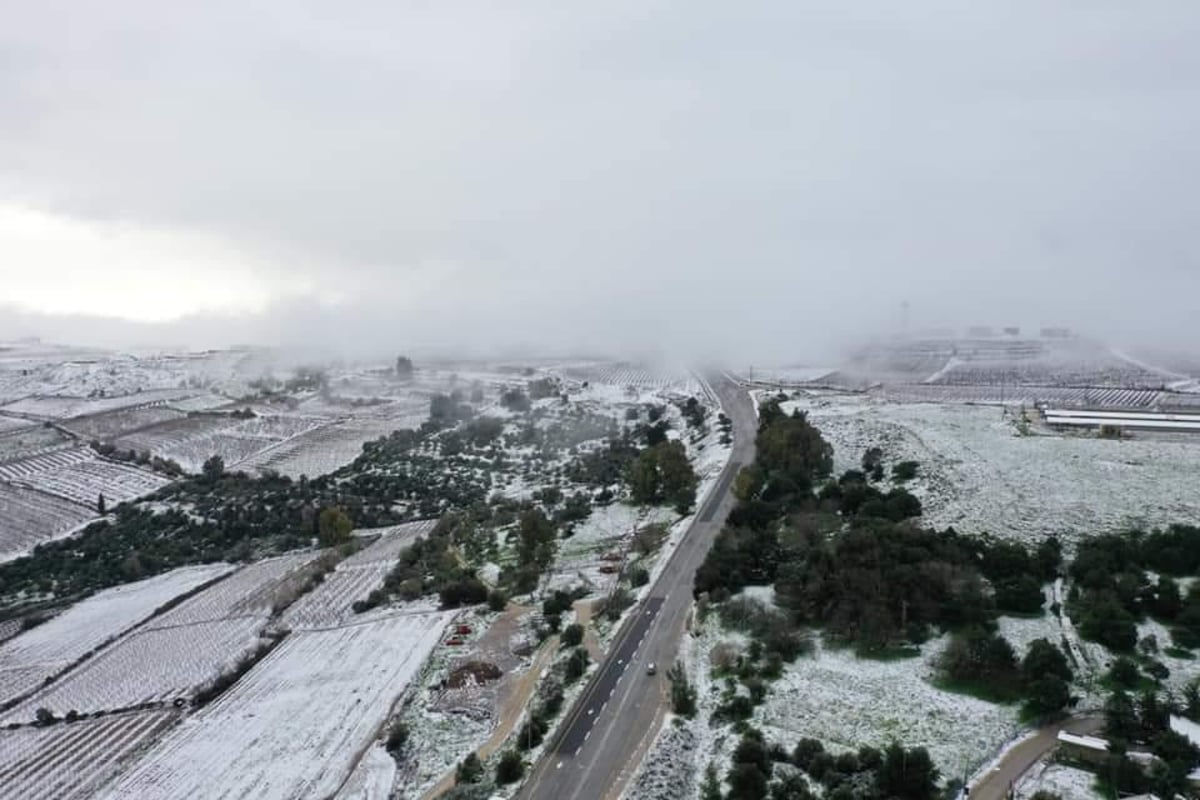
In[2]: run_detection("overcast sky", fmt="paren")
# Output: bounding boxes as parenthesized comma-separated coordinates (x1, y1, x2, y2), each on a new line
(1, 1, 1198, 361)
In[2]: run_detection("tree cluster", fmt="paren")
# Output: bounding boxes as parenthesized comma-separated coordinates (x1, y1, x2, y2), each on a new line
(1068, 527, 1200, 654)
(718, 728, 940, 800)
(627, 441, 699, 514)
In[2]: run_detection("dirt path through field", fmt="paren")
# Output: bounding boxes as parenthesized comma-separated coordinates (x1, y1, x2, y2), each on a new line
(968, 715, 1103, 800)
(420, 627, 560, 800)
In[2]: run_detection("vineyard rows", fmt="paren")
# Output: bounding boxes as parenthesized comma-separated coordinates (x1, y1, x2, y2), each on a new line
(931, 362, 1168, 389)
(10, 459, 170, 507)
(343, 520, 438, 568)
(238, 417, 414, 478)
(0, 483, 94, 563)
(281, 522, 434, 629)
(872, 384, 1164, 409)
(113, 413, 332, 474)
(100, 612, 452, 800)
(559, 363, 700, 395)
(0, 709, 179, 800)
(1, 618, 268, 720)
(145, 551, 325, 629)
(0, 565, 234, 706)
(0, 389, 195, 422)
(61, 406, 186, 441)
(0, 447, 94, 481)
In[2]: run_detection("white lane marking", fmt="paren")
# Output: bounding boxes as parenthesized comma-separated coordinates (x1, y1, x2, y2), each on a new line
(585, 730, 592, 741)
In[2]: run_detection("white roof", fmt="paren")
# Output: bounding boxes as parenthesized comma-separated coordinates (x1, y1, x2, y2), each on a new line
(1057, 731, 1108, 751)
(1171, 715, 1200, 748)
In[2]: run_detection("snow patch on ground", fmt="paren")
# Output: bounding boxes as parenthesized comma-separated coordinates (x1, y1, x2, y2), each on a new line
(1014, 763, 1103, 800)
(786, 393, 1200, 545)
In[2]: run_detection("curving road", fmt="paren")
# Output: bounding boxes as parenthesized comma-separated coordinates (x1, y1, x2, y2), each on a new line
(519, 373, 758, 800)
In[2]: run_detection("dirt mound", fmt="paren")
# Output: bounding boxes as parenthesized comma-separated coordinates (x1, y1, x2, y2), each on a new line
(446, 661, 503, 689)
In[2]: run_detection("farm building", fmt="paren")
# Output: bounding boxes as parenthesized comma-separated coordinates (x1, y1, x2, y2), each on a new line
(1055, 731, 1109, 768)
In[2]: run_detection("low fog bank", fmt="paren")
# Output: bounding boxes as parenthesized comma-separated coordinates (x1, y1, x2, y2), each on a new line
(2, 269, 1197, 370)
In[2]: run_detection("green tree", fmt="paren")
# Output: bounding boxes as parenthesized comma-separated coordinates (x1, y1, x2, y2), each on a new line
(495, 750, 524, 784)
(317, 507, 354, 546)
(1024, 676, 1070, 717)
(727, 730, 773, 800)
(202, 454, 225, 482)
(658, 443, 699, 514)
(97, 493, 107, 515)
(1104, 690, 1139, 742)
(701, 763, 723, 800)
(755, 405, 833, 490)
(627, 450, 661, 505)
(456, 752, 483, 784)
(667, 661, 697, 717)
(561, 623, 584, 648)
(517, 508, 557, 569)
(877, 743, 939, 800)
(395, 356, 414, 379)
(1021, 639, 1073, 684)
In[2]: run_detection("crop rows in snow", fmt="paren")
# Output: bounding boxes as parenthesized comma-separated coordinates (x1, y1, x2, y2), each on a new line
(282, 521, 436, 629)
(0, 390, 195, 422)
(874, 383, 1163, 409)
(1, 617, 269, 720)
(113, 413, 331, 474)
(559, 362, 700, 395)
(0, 565, 235, 707)
(0, 483, 94, 563)
(99, 612, 452, 800)
(11, 459, 171, 507)
(1, 553, 321, 721)
(145, 552, 326, 629)
(0, 709, 179, 800)
(238, 417, 415, 478)
(0, 447, 94, 481)
(61, 406, 187, 441)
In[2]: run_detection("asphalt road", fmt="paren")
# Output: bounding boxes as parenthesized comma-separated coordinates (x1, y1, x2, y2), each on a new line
(519, 373, 758, 800)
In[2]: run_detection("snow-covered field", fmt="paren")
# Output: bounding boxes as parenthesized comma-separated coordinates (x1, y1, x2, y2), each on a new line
(0, 389, 197, 422)
(0, 709, 179, 800)
(283, 521, 436, 630)
(0, 564, 233, 705)
(2, 616, 269, 719)
(239, 416, 419, 478)
(0, 483, 94, 562)
(1, 553, 320, 721)
(100, 612, 451, 800)
(788, 392, 1200, 544)
(2, 449, 171, 507)
(757, 637, 1021, 780)
(1015, 763, 1103, 800)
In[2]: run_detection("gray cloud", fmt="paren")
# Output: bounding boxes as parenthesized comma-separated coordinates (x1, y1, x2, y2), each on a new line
(1, 1, 1198, 362)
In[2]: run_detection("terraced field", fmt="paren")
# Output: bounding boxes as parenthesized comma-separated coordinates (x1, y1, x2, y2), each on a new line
(0, 483, 94, 562)
(0, 565, 234, 706)
(1, 553, 323, 722)
(282, 520, 436, 629)
(0, 390, 195, 421)
(61, 407, 187, 441)
(99, 612, 452, 800)
(0, 709, 179, 800)
(873, 383, 1163, 408)
(239, 417, 417, 478)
